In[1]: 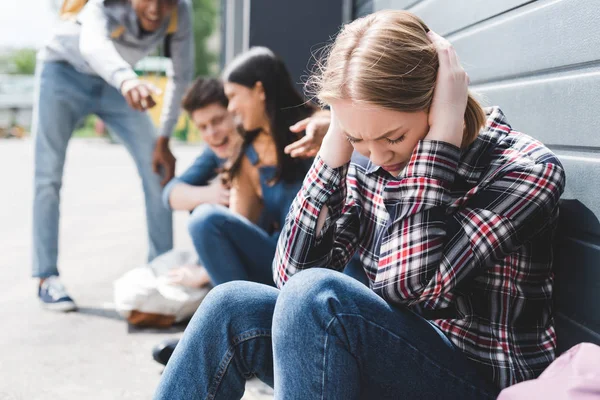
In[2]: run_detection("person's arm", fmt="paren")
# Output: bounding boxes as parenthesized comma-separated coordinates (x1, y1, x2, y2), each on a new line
(153, 2, 195, 184)
(163, 147, 227, 211)
(372, 140, 565, 308)
(273, 109, 358, 288)
(79, 2, 161, 111)
(285, 109, 331, 158)
(167, 179, 229, 211)
(158, 0, 195, 138)
(78, 1, 138, 91)
(272, 155, 361, 288)
(229, 156, 263, 223)
(374, 31, 564, 307)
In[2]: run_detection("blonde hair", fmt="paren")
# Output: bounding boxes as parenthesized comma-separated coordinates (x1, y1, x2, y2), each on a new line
(311, 10, 485, 147)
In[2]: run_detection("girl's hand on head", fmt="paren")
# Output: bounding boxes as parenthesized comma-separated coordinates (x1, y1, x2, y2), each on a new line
(425, 31, 469, 147)
(317, 109, 354, 168)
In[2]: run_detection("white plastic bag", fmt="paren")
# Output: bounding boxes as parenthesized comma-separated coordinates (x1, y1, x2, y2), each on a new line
(114, 249, 210, 324)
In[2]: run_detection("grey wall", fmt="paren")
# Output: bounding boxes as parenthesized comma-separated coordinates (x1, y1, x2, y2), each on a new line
(221, 0, 346, 94)
(353, 0, 374, 18)
(356, 0, 600, 352)
(248, 0, 345, 93)
(221, 0, 249, 69)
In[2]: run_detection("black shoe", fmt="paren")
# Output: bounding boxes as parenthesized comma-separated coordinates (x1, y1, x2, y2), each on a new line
(152, 338, 180, 366)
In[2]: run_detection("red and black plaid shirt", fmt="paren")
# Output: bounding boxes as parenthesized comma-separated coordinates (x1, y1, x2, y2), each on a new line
(273, 107, 565, 389)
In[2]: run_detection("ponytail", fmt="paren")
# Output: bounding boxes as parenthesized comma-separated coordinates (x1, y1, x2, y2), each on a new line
(462, 92, 486, 148)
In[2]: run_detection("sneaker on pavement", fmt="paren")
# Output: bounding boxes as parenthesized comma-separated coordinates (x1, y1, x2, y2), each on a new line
(38, 276, 77, 312)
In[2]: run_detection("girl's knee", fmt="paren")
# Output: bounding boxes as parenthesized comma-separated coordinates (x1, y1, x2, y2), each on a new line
(188, 204, 228, 237)
(278, 268, 347, 306)
(273, 269, 350, 336)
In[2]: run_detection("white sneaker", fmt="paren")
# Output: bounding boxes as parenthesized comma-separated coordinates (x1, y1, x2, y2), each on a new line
(38, 276, 77, 312)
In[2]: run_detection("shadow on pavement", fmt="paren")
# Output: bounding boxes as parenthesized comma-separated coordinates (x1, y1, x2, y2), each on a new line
(77, 306, 188, 334)
(127, 321, 188, 335)
(76, 306, 124, 321)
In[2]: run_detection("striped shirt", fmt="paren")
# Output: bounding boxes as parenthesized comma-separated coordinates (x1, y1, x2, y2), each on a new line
(273, 107, 565, 389)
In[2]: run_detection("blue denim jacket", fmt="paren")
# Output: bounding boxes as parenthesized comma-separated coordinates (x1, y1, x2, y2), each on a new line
(244, 145, 313, 232)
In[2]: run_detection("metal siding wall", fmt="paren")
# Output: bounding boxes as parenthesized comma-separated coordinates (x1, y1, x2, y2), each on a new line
(353, 0, 374, 18)
(247, 0, 345, 94)
(362, 0, 600, 352)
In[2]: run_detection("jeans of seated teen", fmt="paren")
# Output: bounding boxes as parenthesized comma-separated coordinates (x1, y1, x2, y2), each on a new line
(32, 61, 173, 278)
(343, 254, 369, 286)
(154, 269, 499, 400)
(187, 204, 277, 286)
(187, 205, 370, 287)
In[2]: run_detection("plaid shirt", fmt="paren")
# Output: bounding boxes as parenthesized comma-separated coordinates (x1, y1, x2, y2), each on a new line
(273, 107, 566, 389)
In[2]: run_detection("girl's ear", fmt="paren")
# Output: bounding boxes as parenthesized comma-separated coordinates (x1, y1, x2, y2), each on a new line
(254, 81, 266, 101)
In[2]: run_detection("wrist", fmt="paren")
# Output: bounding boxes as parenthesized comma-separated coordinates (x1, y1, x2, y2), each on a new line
(319, 151, 349, 169)
(120, 77, 137, 91)
(319, 136, 352, 169)
(426, 122, 464, 147)
(156, 136, 170, 148)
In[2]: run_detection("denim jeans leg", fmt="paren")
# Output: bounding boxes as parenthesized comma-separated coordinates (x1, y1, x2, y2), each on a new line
(271, 269, 499, 400)
(188, 204, 277, 286)
(154, 281, 278, 400)
(32, 61, 93, 278)
(343, 254, 369, 286)
(97, 84, 173, 261)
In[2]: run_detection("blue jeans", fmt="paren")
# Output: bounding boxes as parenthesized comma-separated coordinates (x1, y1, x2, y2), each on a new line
(32, 61, 173, 278)
(188, 204, 277, 286)
(154, 269, 499, 400)
(187, 205, 370, 287)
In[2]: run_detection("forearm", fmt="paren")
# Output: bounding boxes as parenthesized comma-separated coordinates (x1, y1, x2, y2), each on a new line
(160, 4, 194, 137)
(80, 41, 136, 90)
(373, 140, 459, 304)
(273, 156, 357, 287)
(168, 183, 215, 211)
(158, 78, 183, 138)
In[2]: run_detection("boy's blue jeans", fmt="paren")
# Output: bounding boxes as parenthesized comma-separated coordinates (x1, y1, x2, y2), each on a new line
(32, 61, 173, 278)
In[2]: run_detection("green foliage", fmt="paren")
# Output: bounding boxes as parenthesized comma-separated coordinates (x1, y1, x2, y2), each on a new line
(172, 118, 189, 141)
(192, 0, 218, 77)
(72, 115, 101, 138)
(10, 49, 37, 75)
